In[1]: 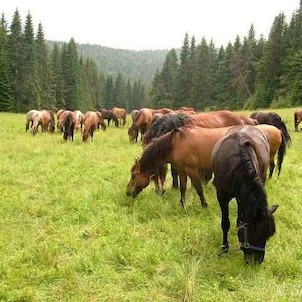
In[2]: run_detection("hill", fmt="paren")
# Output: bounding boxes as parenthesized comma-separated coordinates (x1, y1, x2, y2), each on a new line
(48, 41, 170, 83)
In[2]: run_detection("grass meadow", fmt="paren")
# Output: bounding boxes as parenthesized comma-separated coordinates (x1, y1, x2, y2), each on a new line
(0, 108, 301, 301)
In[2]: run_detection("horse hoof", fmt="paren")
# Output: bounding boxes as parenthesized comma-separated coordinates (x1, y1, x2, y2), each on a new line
(219, 245, 229, 255)
(202, 203, 208, 209)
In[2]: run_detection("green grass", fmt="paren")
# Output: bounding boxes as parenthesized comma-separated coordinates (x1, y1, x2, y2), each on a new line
(0, 108, 301, 301)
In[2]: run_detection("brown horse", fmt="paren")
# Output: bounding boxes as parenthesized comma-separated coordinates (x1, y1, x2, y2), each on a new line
(82, 111, 106, 142)
(153, 107, 174, 115)
(256, 124, 286, 177)
(111, 107, 127, 127)
(99, 109, 118, 127)
(128, 108, 154, 142)
(31, 110, 55, 135)
(56, 109, 65, 131)
(126, 125, 235, 207)
(212, 125, 278, 264)
(294, 108, 302, 132)
(59, 110, 76, 141)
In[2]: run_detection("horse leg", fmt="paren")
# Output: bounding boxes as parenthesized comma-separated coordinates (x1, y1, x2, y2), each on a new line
(189, 172, 208, 208)
(26, 122, 29, 132)
(179, 173, 187, 207)
(218, 193, 230, 252)
(171, 164, 179, 188)
(269, 159, 275, 178)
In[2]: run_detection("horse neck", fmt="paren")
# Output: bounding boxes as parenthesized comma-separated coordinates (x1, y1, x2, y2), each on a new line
(140, 131, 174, 173)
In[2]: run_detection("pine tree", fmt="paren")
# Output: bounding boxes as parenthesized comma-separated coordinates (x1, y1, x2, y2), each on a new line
(36, 22, 54, 109)
(0, 13, 13, 111)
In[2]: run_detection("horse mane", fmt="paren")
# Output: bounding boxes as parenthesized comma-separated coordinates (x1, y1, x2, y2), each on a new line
(228, 135, 268, 221)
(140, 130, 176, 173)
(143, 113, 192, 144)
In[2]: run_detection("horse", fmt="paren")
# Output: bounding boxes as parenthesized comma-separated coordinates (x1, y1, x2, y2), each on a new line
(99, 109, 118, 127)
(126, 125, 237, 208)
(294, 108, 302, 132)
(56, 109, 65, 131)
(60, 110, 76, 141)
(255, 124, 286, 177)
(74, 110, 84, 130)
(142, 111, 245, 188)
(131, 109, 139, 123)
(250, 111, 291, 145)
(31, 110, 55, 135)
(82, 111, 106, 142)
(178, 106, 197, 113)
(128, 108, 154, 142)
(238, 115, 259, 125)
(211, 125, 278, 264)
(111, 107, 127, 127)
(153, 107, 174, 115)
(25, 109, 40, 132)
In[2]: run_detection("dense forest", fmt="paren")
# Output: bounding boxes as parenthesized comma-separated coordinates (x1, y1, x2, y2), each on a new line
(1, 2, 302, 113)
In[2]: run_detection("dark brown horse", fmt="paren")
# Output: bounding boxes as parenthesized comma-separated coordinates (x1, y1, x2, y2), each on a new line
(82, 111, 106, 142)
(250, 111, 291, 145)
(99, 109, 118, 127)
(60, 110, 76, 141)
(294, 108, 302, 132)
(212, 125, 278, 264)
(126, 125, 235, 207)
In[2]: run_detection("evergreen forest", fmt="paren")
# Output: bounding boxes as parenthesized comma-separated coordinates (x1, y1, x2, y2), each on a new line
(1, 2, 302, 113)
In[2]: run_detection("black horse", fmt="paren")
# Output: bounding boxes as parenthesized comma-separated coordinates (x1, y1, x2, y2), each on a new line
(250, 111, 291, 145)
(212, 125, 278, 264)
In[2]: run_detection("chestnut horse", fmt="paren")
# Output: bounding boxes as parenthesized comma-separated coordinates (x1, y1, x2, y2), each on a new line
(82, 111, 106, 142)
(31, 110, 55, 135)
(126, 125, 235, 208)
(250, 111, 291, 145)
(56, 109, 65, 131)
(111, 107, 127, 127)
(128, 108, 154, 142)
(294, 108, 302, 132)
(142, 111, 246, 188)
(212, 125, 278, 264)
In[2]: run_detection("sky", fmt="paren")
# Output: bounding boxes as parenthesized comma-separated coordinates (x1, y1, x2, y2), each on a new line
(1, 0, 300, 51)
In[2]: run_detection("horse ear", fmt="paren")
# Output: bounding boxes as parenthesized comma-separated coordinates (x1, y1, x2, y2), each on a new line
(268, 204, 279, 215)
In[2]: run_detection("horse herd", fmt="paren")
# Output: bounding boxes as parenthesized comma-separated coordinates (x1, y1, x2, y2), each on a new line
(25, 105, 299, 264)
(25, 107, 127, 142)
(126, 107, 297, 264)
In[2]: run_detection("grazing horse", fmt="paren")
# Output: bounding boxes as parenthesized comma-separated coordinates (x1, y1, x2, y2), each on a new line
(31, 110, 55, 135)
(211, 125, 278, 264)
(142, 111, 245, 188)
(126, 125, 237, 208)
(256, 124, 286, 177)
(74, 110, 84, 130)
(82, 111, 106, 142)
(250, 111, 291, 145)
(294, 108, 302, 132)
(25, 109, 40, 132)
(56, 109, 65, 131)
(128, 108, 154, 142)
(58, 110, 76, 141)
(111, 107, 127, 127)
(99, 109, 118, 127)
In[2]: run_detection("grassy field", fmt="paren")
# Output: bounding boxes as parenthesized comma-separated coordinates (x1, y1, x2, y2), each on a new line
(0, 108, 301, 301)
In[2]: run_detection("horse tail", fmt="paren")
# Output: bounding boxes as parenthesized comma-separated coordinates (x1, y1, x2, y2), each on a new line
(63, 112, 72, 140)
(294, 111, 298, 132)
(96, 112, 106, 131)
(134, 110, 144, 125)
(277, 132, 286, 176)
(48, 111, 55, 132)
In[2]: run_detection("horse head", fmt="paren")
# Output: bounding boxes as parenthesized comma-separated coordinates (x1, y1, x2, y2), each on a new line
(238, 204, 278, 264)
(126, 158, 150, 197)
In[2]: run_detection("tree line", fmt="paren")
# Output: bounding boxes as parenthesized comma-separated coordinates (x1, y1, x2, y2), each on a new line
(150, 1, 302, 111)
(0, 10, 147, 113)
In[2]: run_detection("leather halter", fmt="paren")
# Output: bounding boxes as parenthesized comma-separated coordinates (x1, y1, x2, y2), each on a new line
(238, 223, 266, 252)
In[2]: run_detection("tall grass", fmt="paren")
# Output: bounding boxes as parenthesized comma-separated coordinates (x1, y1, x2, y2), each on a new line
(0, 109, 301, 301)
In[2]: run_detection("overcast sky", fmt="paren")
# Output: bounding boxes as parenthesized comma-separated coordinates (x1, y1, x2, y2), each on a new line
(1, 0, 299, 50)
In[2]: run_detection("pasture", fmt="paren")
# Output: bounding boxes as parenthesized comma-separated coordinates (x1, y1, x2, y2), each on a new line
(0, 108, 301, 301)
